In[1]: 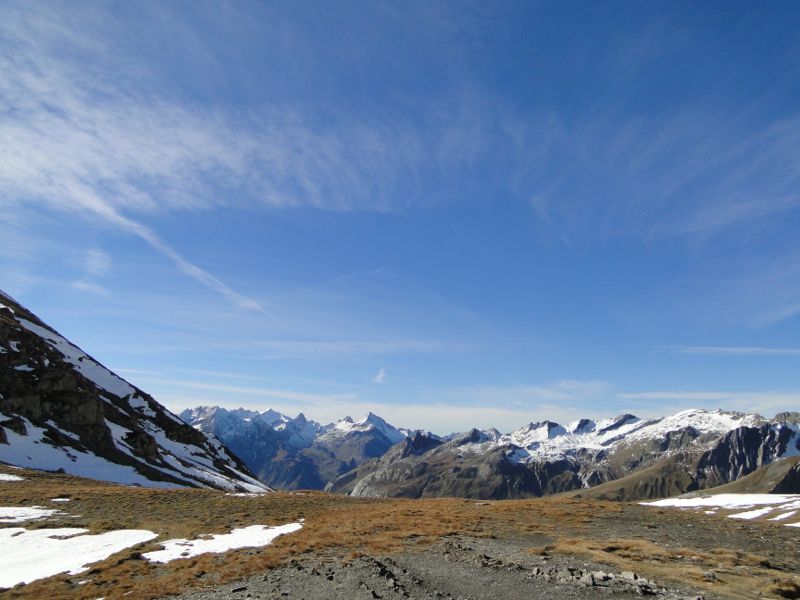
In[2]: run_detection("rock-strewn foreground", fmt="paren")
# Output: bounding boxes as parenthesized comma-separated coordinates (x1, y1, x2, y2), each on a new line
(3, 466, 798, 600)
(166, 535, 708, 600)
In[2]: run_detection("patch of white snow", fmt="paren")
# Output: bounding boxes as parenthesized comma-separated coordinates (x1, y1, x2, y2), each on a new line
(0, 527, 156, 588)
(142, 522, 303, 563)
(0, 506, 60, 523)
(770, 511, 797, 521)
(729, 506, 775, 520)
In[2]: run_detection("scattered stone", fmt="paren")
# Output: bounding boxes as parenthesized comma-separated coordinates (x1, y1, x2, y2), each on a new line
(164, 535, 707, 600)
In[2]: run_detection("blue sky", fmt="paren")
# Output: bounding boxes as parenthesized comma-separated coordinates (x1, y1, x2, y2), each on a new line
(3, 1, 800, 433)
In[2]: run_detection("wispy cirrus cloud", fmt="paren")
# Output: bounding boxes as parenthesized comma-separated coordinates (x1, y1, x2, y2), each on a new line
(83, 250, 112, 277)
(0, 3, 491, 312)
(525, 111, 800, 242)
(247, 339, 472, 359)
(665, 345, 800, 356)
(69, 280, 109, 297)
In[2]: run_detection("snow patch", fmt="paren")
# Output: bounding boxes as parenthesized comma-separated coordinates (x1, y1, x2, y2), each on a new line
(770, 511, 797, 521)
(142, 522, 303, 563)
(0, 527, 156, 588)
(0, 474, 24, 482)
(0, 506, 60, 523)
(643, 493, 800, 528)
(645, 494, 798, 509)
(0, 413, 182, 489)
(128, 395, 157, 418)
(729, 506, 774, 520)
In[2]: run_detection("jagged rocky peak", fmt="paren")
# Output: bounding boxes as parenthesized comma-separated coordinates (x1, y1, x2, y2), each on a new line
(451, 428, 499, 446)
(596, 414, 639, 435)
(388, 430, 443, 461)
(511, 420, 567, 443)
(320, 412, 407, 444)
(0, 291, 268, 492)
(568, 418, 597, 434)
(774, 412, 800, 425)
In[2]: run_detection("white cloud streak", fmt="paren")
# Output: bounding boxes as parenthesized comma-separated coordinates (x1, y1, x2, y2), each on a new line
(69, 280, 109, 296)
(372, 368, 387, 384)
(84, 249, 112, 277)
(667, 345, 800, 356)
(0, 4, 465, 312)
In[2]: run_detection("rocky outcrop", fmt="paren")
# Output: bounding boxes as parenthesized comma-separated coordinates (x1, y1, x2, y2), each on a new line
(695, 423, 798, 488)
(0, 291, 267, 492)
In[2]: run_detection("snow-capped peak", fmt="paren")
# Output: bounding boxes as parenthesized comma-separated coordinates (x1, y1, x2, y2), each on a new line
(622, 408, 763, 443)
(508, 421, 567, 447)
(448, 408, 769, 464)
(319, 413, 406, 444)
(566, 418, 596, 434)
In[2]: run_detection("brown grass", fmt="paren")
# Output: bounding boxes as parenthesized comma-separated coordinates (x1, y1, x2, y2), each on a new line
(552, 537, 795, 600)
(1, 466, 797, 600)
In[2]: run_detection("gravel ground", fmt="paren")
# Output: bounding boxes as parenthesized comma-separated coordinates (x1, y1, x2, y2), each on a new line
(166, 534, 710, 600)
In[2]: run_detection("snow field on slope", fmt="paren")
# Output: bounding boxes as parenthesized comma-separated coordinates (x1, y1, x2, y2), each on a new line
(106, 414, 267, 493)
(0, 473, 24, 481)
(142, 522, 304, 563)
(0, 414, 182, 489)
(643, 494, 800, 527)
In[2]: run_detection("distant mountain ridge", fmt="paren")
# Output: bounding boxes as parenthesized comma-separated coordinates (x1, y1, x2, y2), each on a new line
(329, 408, 799, 499)
(180, 406, 418, 490)
(181, 402, 800, 499)
(0, 290, 267, 492)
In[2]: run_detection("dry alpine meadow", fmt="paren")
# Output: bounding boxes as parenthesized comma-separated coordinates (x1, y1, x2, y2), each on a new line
(1, 465, 799, 600)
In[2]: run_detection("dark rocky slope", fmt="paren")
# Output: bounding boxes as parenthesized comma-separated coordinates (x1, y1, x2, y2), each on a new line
(0, 291, 267, 492)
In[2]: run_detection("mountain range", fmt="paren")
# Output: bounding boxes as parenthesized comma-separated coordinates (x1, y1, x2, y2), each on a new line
(0, 290, 267, 492)
(181, 402, 800, 500)
(180, 406, 417, 490)
(3, 289, 799, 501)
